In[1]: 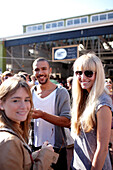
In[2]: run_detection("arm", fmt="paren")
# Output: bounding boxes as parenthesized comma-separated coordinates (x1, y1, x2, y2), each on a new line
(91, 106, 112, 170)
(32, 109, 70, 128)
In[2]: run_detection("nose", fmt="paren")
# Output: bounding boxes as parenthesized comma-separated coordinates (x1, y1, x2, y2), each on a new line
(38, 69, 44, 75)
(80, 72, 86, 80)
(20, 101, 26, 109)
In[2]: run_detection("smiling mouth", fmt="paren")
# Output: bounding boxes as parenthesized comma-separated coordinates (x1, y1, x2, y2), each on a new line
(39, 76, 45, 79)
(38, 75, 46, 78)
(16, 112, 27, 115)
(81, 81, 89, 84)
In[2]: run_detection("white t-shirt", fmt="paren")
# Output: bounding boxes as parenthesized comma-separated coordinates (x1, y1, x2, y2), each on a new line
(33, 89, 57, 147)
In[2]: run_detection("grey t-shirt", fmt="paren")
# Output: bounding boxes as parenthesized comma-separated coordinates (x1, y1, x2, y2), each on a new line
(71, 92, 112, 170)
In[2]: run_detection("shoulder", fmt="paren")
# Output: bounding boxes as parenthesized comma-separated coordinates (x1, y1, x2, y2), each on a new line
(55, 85, 70, 105)
(56, 85, 70, 102)
(56, 84, 69, 95)
(0, 131, 22, 148)
(96, 92, 113, 112)
(0, 131, 24, 163)
(0, 130, 31, 157)
(98, 92, 112, 105)
(0, 131, 31, 169)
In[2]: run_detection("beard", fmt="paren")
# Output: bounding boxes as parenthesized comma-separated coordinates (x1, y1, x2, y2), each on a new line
(37, 76, 49, 85)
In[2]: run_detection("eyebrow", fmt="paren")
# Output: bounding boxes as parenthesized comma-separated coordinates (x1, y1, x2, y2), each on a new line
(11, 96, 30, 99)
(34, 66, 47, 69)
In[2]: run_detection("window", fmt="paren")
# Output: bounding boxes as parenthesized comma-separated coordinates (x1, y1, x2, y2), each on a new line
(52, 22, 57, 28)
(58, 21, 64, 27)
(26, 26, 32, 32)
(91, 15, 99, 22)
(32, 26, 37, 31)
(67, 20, 73, 26)
(100, 14, 106, 20)
(108, 12, 113, 19)
(45, 23, 51, 29)
(74, 18, 80, 24)
(81, 17, 87, 23)
(38, 25, 43, 30)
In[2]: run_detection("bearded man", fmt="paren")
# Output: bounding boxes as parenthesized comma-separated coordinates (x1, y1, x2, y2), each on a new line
(31, 58, 71, 170)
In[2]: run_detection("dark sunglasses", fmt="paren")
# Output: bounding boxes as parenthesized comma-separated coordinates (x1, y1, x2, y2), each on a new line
(75, 70, 95, 78)
(105, 80, 112, 84)
(4, 76, 9, 80)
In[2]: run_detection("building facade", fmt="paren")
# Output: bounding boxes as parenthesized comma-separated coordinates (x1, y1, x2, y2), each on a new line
(0, 9, 113, 79)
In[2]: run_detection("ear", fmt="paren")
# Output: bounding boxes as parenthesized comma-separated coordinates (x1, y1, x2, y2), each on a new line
(0, 100, 4, 110)
(49, 67, 52, 74)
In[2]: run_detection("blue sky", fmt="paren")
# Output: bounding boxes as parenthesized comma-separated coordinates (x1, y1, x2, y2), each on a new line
(0, 0, 113, 38)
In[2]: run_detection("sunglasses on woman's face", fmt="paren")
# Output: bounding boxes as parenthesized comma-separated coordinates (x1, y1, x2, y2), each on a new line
(75, 70, 95, 78)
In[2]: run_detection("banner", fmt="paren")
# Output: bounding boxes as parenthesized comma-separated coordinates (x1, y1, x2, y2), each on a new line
(52, 45, 79, 62)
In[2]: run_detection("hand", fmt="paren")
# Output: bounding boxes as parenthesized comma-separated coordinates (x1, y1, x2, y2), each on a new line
(42, 141, 54, 152)
(32, 108, 44, 119)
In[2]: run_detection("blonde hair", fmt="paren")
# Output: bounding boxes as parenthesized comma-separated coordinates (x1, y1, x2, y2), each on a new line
(71, 53, 105, 134)
(0, 77, 33, 142)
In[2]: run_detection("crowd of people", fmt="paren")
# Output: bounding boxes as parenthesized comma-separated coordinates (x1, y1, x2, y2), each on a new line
(0, 52, 113, 170)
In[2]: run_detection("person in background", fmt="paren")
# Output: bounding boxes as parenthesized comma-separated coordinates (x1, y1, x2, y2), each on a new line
(66, 76, 74, 170)
(18, 71, 29, 82)
(1, 71, 13, 82)
(104, 78, 113, 128)
(50, 75, 60, 85)
(104, 78, 113, 167)
(14, 73, 27, 81)
(71, 53, 112, 170)
(18, 71, 35, 88)
(67, 76, 73, 103)
(104, 78, 113, 95)
(0, 77, 58, 170)
(29, 75, 39, 87)
(31, 57, 71, 170)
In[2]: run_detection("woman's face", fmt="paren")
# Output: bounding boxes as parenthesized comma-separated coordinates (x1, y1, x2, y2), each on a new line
(75, 70, 96, 93)
(1, 87, 31, 124)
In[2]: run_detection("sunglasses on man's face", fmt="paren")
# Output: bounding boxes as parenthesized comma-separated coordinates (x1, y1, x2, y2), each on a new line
(75, 70, 95, 78)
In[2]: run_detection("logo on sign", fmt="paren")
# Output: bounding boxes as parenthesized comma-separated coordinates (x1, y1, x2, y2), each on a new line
(55, 48, 67, 60)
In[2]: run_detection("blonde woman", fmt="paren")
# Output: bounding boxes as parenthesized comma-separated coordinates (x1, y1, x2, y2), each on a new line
(71, 53, 112, 170)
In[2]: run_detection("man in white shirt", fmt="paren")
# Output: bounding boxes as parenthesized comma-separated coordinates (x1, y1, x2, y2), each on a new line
(31, 58, 71, 170)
